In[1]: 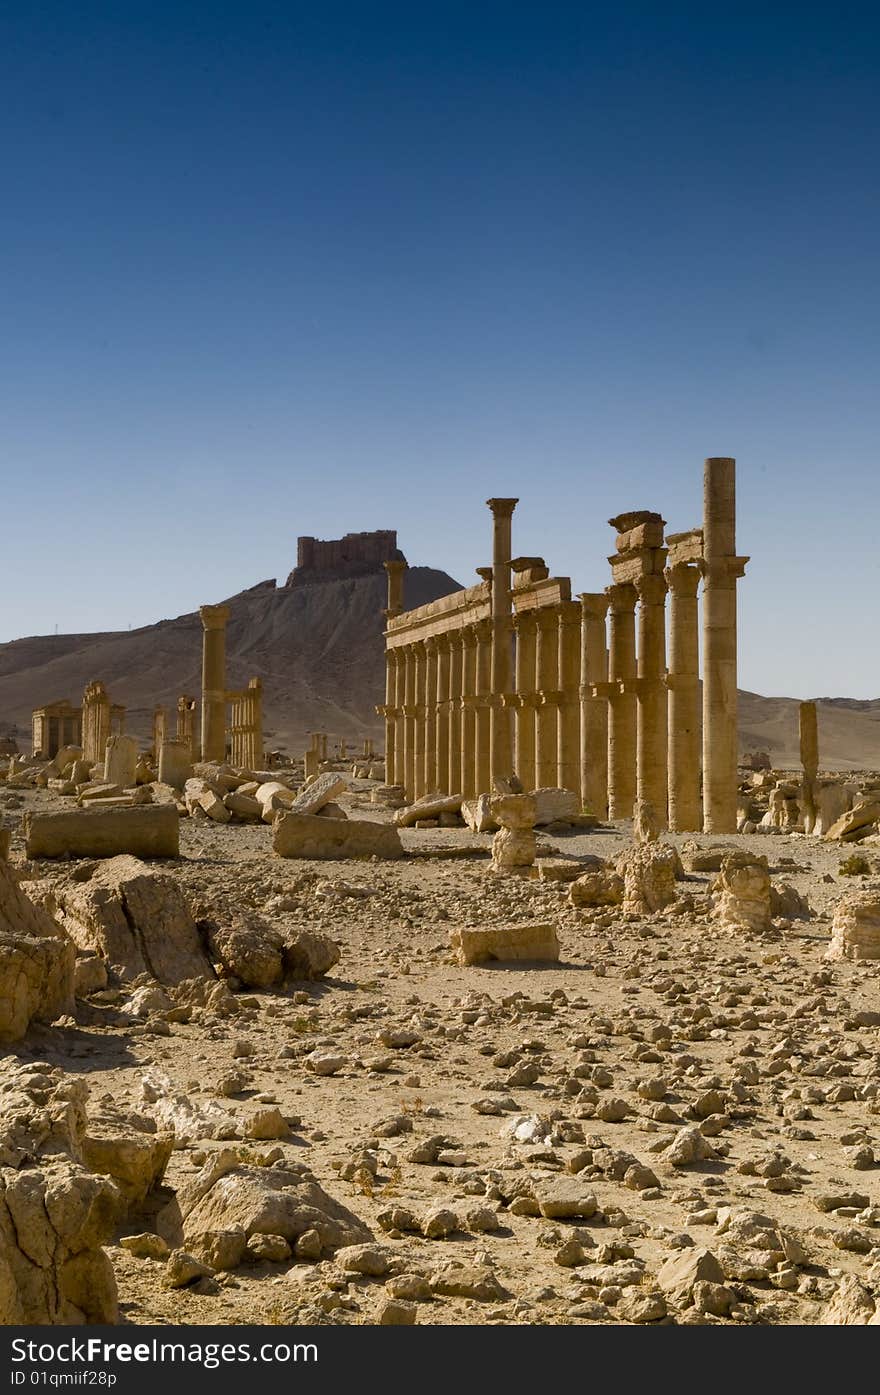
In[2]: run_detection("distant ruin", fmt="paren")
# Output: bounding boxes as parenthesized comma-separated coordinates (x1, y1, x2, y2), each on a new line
(285, 529, 405, 586)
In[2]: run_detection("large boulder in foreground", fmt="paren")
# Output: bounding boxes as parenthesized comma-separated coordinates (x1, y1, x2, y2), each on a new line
(56, 855, 213, 984)
(176, 1150, 371, 1267)
(25, 805, 179, 860)
(0, 1063, 120, 1324)
(273, 812, 403, 860)
(196, 903, 341, 988)
(0, 860, 75, 1041)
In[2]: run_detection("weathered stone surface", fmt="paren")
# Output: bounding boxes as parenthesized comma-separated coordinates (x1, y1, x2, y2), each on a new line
(569, 868, 624, 907)
(178, 1151, 371, 1266)
(81, 1106, 173, 1204)
(616, 842, 678, 914)
(283, 930, 341, 980)
(0, 1063, 119, 1324)
(530, 788, 579, 825)
(289, 773, 348, 816)
(273, 812, 403, 860)
(713, 851, 771, 933)
(490, 793, 537, 830)
(450, 922, 559, 965)
(0, 860, 75, 1041)
(25, 805, 179, 860)
(825, 800, 880, 842)
(657, 1247, 725, 1306)
(491, 826, 536, 872)
(56, 856, 212, 984)
(461, 794, 498, 833)
(103, 735, 138, 788)
(394, 793, 463, 827)
(157, 740, 192, 789)
(827, 891, 880, 961)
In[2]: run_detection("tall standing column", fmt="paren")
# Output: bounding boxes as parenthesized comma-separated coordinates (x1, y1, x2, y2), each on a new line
(666, 561, 702, 831)
(199, 604, 230, 762)
(384, 649, 399, 786)
(606, 584, 637, 820)
(702, 457, 748, 833)
(557, 601, 581, 793)
(435, 635, 450, 793)
(635, 572, 668, 824)
(474, 617, 493, 794)
(383, 559, 407, 788)
(800, 700, 819, 833)
(393, 651, 406, 790)
(424, 638, 438, 795)
(535, 606, 560, 788)
(487, 498, 518, 783)
(513, 610, 537, 791)
(412, 642, 427, 802)
(448, 630, 463, 794)
(460, 625, 478, 799)
(579, 593, 609, 817)
(403, 645, 416, 802)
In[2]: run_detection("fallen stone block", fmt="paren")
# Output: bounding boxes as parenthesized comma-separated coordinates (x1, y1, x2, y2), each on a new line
(461, 794, 498, 833)
(289, 772, 348, 816)
(273, 812, 403, 860)
(530, 787, 580, 825)
(450, 922, 559, 966)
(394, 792, 464, 827)
(826, 800, 880, 843)
(25, 805, 180, 860)
(0, 860, 75, 1040)
(827, 891, 880, 961)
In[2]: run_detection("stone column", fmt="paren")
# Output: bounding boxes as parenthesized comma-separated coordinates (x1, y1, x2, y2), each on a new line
(535, 606, 560, 788)
(474, 617, 493, 794)
(199, 604, 230, 763)
(487, 498, 517, 783)
(701, 457, 748, 833)
(412, 642, 427, 801)
(393, 652, 406, 791)
(666, 561, 702, 831)
(435, 635, 450, 793)
(606, 583, 637, 819)
(460, 625, 478, 799)
(448, 630, 463, 794)
(579, 592, 609, 817)
(557, 600, 581, 794)
(248, 676, 263, 769)
(635, 571, 668, 825)
(384, 558, 407, 618)
(403, 645, 417, 802)
(424, 637, 439, 795)
(383, 649, 398, 785)
(513, 610, 537, 791)
(800, 700, 819, 833)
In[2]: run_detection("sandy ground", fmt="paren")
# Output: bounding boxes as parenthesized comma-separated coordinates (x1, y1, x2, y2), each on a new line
(3, 783, 880, 1327)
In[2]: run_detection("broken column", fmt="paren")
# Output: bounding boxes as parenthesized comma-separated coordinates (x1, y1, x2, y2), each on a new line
(800, 700, 819, 833)
(665, 533, 703, 832)
(104, 734, 138, 787)
(199, 603, 230, 763)
(557, 600, 581, 796)
(579, 592, 609, 818)
(158, 739, 193, 789)
(605, 583, 637, 820)
(176, 695, 197, 756)
(81, 681, 111, 765)
(487, 497, 517, 784)
(701, 458, 748, 833)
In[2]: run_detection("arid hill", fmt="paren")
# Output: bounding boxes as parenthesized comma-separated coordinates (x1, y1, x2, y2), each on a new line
(0, 566, 462, 755)
(0, 570, 877, 768)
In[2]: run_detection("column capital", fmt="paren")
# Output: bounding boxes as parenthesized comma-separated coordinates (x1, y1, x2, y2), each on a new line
(199, 603, 230, 630)
(512, 608, 538, 632)
(699, 555, 749, 584)
(634, 572, 667, 606)
(474, 616, 493, 641)
(486, 497, 519, 518)
(535, 604, 559, 631)
(664, 561, 701, 597)
(558, 599, 582, 629)
(578, 591, 609, 620)
(424, 634, 440, 655)
(605, 582, 638, 614)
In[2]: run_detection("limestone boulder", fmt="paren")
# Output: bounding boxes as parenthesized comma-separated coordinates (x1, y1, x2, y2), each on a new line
(55, 856, 213, 984)
(201, 909, 285, 988)
(491, 826, 536, 872)
(450, 923, 559, 965)
(81, 1105, 173, 1205)
(569, 868, 624, 908)
(289, 772, 348, 816)
(530, 788, 579, 825)
(712, 852, 771, 933)
(178, 1151, 371, 1266)
(0, 860, 75, 1041)
(826, 891, 880, 961)
(283, 930, 341, 981)
(273, 812, 403, 860)
(461, 794, 499, 833)
(490, 793, 537, 830)
(615, 842, 678, 914)
(825, 799, 880, 843)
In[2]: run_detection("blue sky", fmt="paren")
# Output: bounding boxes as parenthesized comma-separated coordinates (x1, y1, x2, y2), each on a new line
(1, 3, 878, 697)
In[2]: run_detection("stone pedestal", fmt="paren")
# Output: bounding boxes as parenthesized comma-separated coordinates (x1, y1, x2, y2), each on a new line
(666, 560, 702, 831)
(199, 604, 230, 763)
(701, 458, 748, 833)
(579, 593, 608, 818)
(606, 583, 637, 820)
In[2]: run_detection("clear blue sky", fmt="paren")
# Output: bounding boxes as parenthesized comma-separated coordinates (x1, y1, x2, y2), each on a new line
(1, 3, 878, 697)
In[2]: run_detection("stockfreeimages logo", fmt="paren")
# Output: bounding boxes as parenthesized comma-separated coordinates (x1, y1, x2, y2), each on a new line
(10, 1339, 317, 1373)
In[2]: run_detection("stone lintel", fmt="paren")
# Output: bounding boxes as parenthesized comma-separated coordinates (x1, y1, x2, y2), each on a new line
(512, 577, 572, 611)
(609, 549, 667, 584)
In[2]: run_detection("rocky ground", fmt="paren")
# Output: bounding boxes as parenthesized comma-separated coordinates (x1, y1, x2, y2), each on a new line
(3, 781, 880, 1328)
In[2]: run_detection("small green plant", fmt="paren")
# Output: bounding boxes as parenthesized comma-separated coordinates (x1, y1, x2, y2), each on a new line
(840, 854, 871, 876)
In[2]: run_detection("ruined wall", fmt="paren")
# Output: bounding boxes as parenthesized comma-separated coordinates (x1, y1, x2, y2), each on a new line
(286, 530, 404, 586)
